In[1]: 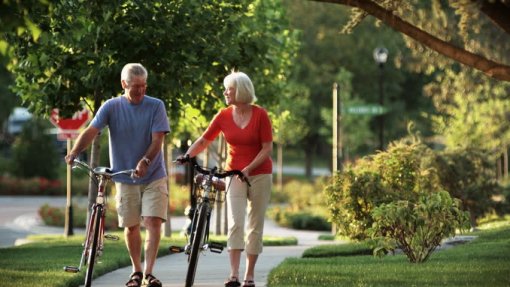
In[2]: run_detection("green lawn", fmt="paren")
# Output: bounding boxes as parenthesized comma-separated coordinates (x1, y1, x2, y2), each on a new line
(0, 232, 296, 287)
(3, 219, 509, 287)
(267, 219, 510, 287)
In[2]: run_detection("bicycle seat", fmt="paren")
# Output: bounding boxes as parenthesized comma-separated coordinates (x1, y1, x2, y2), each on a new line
(93, 167, 113, 176)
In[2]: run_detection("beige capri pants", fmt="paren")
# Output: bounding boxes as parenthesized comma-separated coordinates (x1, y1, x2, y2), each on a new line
(114, 176, 168, 228)
(225, 173, 272, 255)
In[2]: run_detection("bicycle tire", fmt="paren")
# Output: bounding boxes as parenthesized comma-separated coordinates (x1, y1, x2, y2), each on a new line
(185, 203, 208, 287)
(84, 205, 103, 287)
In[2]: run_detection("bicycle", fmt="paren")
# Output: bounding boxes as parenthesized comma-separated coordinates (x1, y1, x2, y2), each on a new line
(169, 156, 250, 287)
(63, 159, 135, 287)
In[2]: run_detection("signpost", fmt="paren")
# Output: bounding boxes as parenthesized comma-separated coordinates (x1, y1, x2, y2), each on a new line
(343, 104, 387, 115)
(50, 108, 90, 237)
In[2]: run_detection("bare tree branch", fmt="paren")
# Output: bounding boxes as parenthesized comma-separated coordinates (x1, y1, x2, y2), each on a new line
(478, 0, 510, 34)
(309, 0, 510, 82)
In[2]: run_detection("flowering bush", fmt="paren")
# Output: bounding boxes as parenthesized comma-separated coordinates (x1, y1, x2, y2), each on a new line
(39, 203, 120, 230)
(0, 176, 63, 195)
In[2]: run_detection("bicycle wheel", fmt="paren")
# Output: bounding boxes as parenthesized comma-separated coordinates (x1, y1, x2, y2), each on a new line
(84, 205, 103, 287)
(185, 202, 208, 287)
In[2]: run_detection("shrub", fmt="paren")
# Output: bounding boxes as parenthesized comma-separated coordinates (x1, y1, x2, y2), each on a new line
(268, 207, 331, 231)
(324, 139, 441, 240)
(287, 212, 331, 230)
(10, 118, 60, 179)
(324, 168, 385, 240)
(369, 191, 470, 263)
(280, 178, 328, 211)
(39, 203, 120, 230)
(436, 147, 503, 227)
(268, 178, 330, 231)
(169, 183, 190, 216)
(0, 176, 63, 195)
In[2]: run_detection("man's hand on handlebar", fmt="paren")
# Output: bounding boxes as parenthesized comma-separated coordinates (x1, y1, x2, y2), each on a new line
(65, 153, 78, 165)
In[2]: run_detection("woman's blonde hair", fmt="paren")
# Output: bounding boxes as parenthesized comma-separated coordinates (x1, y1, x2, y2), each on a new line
(223, 71, 256, 104)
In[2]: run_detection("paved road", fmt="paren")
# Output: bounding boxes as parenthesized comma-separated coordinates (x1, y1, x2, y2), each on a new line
(0, 196, 72, 247)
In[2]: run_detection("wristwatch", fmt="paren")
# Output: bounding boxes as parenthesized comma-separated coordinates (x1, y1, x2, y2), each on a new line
(142, 156, 151, 166)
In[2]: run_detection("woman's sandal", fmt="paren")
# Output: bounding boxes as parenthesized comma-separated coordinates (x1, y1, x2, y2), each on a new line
(125, 271, 143, 287)
(144, 273, 163, 287)
(242, 279, 256, 287)
(224, 276, 241, 287)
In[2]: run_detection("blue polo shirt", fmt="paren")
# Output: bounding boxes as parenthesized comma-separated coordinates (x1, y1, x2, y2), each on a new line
(90, 95, 170, 184)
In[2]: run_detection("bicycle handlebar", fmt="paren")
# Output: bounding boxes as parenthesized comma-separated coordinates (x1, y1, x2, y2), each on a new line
(175, 156, 250, 186)
(73, 159, 136, 179)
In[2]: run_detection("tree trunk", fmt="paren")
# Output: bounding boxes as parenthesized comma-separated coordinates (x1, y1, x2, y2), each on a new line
(503, 146, 508, 179)
(496, 157, 502, 180)
(277, 142, 283, 192)
(86, 134, 101, 225)
(469, 208, 477, 229)
(163, 136, 172, 237)
(304, 144, 314, 179)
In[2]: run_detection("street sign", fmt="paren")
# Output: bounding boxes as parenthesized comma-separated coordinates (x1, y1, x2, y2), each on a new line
(343, 104, 387, 115)
(50, 108, 90, 139)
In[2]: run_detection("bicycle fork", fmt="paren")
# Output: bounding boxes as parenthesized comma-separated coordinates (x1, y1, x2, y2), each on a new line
(169, 203, 224, 255)
(63, 203, 119, 273)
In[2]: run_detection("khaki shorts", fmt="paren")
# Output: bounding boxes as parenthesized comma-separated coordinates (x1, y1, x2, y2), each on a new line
(114, 177, 168, 228)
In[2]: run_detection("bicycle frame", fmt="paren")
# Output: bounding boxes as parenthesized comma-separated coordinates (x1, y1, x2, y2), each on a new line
(169, 156, 249, 287)
(64, 159, 134, 287)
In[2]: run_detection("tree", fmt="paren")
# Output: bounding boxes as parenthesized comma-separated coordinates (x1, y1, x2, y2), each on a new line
(309, 0, 510, 82)
(6, 0, 297, 205)
(308, 0, 510, 180)
(0, 0, 50, 64)
(282, 0, 434, 177)
(430, 69, 510, 152)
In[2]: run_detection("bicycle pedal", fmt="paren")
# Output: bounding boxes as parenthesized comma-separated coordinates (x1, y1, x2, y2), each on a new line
(104, 234, 119, 241)
(169, 245, 185, 253)
(208, 242, 224, 254)
(63, 266, 80, 273)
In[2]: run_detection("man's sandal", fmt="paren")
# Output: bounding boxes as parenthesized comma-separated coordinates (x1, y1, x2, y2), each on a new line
(125, 271, 143, 287)
(224, 276, 241, 287)
(242, 280, 256, 287)
(144, 273, 163, 287)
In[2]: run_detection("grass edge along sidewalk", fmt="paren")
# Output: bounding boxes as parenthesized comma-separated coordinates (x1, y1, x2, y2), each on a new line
(267, 218, 510, 287)
(0, 233, 297, 287)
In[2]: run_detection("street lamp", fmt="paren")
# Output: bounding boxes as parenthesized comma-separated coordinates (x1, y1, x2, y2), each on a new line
(373, 47, 388, 151)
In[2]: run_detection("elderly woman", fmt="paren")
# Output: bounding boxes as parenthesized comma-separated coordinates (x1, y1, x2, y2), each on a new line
(179, 71, 273, 287)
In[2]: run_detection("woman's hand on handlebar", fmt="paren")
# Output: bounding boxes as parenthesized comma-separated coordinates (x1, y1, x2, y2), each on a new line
(236, 168, 251, 186)
(240, 168, 250, 181)
(174, 154, 190, 165)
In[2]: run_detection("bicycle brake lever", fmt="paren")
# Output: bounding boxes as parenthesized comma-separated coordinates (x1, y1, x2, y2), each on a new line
(130, 170, 137, 182)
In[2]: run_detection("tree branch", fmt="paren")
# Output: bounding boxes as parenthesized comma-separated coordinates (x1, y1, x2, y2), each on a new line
(309, 0, 510, 82)
(479, 0, 510, 35)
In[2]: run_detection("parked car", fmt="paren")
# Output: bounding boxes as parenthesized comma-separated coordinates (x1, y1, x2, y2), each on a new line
(6, 107, 32, 135)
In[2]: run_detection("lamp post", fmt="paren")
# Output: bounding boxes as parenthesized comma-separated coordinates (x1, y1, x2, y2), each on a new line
(373, 47, 388, 151)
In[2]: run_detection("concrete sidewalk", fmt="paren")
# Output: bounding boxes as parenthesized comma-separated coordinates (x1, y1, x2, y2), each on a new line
(91, 218, 332, 287)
